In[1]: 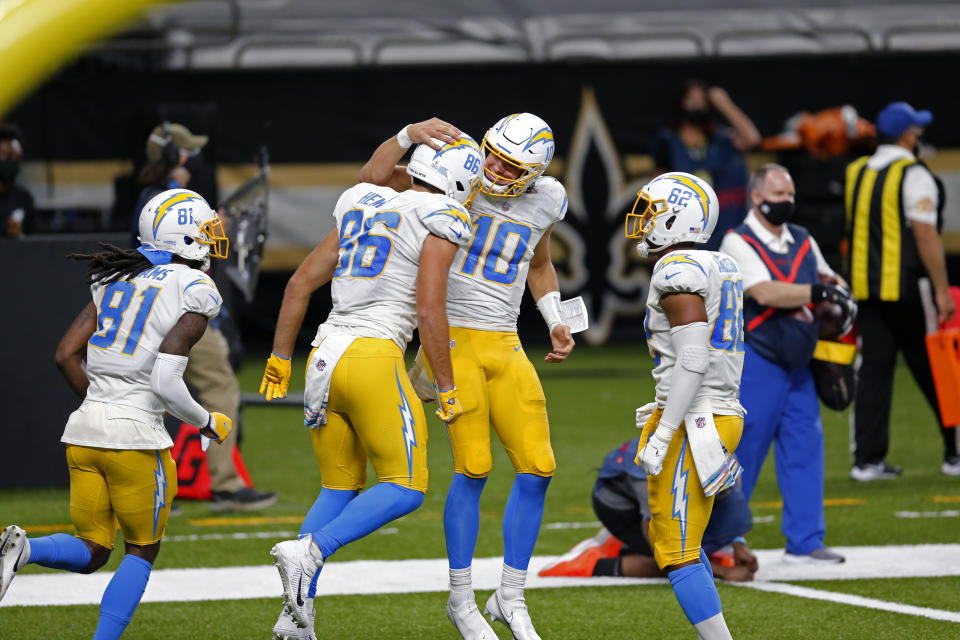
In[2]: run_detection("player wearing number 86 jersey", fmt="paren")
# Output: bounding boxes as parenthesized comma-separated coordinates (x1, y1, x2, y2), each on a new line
(262, 135, 481, 636)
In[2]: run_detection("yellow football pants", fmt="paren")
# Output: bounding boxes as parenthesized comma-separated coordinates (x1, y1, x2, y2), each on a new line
(310, 338, 429, 493)
(66, 444, 177, 549)
(638, 408, 743, 569)
(436, 327, 556, 478)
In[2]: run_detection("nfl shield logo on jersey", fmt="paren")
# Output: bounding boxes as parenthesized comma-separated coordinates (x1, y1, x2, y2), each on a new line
(695, 416, 706, 429)
(316, 359, 327, 371)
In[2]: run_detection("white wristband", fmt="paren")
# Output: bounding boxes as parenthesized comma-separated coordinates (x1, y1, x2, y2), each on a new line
(396, 125, 412, 149)
(536, 291, 563, 332)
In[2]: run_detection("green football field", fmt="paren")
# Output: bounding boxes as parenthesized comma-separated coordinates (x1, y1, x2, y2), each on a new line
(2, 343, 959, 639)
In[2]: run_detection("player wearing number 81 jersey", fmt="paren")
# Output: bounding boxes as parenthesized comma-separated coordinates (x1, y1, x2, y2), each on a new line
(629, 172, 744, 640)
(1, 189, 232, 639)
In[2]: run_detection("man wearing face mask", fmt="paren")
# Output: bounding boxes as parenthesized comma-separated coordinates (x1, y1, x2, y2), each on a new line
(0, 123, 34, 238)
(719, 163, 852, 564)
(845, 102, 958, 480)
(651, 80, 761, 251)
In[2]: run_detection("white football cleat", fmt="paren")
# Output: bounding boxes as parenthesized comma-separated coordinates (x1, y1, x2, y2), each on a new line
(484, 590, 542, 640)
(273, 603, 316, 640)
(447, 595, 497, 640)
(1, 525, 30, 602)
(270, 535, 323, 628)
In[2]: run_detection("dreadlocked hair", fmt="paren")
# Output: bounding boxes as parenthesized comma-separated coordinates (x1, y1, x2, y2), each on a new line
(68, 243, 156, 285)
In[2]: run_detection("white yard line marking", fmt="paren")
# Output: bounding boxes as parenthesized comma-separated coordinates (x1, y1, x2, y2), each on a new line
(737, 581, 960, 623)
(163, 527, 398, 543)
(164, 531, 298, 543)
(542, 521, 601, 530)
(895, 510, 960, 519)
(4, 544, 960, 610)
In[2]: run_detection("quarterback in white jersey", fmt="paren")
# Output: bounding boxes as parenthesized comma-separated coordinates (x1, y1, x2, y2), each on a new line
(628, 173, 743, 640)
(261, 135, 481, 638)
(358, 114, 573, 640)
(1, 189, 233, 639)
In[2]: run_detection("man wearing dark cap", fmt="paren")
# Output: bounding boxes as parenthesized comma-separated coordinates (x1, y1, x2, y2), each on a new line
(133, 123, 278, 511)
(845, 101, 959, 480)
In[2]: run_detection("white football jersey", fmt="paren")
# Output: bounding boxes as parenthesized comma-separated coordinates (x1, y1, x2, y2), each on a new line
(446, 176, 567, 331)
(320, 183, 473, 349)
(645, 250, 744, 415)
(62, 263, 222, 450)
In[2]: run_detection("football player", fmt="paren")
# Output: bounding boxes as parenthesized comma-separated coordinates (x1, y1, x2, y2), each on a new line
(0, 189, 233, 639)
(260, 135, 483, 639)
(359, 115, 574, 640)
(628, 172, 744, 639)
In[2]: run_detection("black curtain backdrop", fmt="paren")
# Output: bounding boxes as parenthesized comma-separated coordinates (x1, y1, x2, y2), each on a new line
(9, 53, 960, 164)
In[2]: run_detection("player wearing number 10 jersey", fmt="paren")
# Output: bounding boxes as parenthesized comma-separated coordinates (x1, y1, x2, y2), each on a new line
(629, 172, 744, 639)
(0, 189, 233, 639)
(359, 114, 574, 640)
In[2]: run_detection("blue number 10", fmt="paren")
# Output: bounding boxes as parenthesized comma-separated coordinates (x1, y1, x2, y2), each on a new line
(89, 281, 162, 355)
(459, 214, 532, 285)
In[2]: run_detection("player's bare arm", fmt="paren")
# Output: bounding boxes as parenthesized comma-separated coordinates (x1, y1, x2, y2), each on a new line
(55, 301, 97, 398)
(661, 291, 709, 327)
(272, 229, 340, 358)
(417, 234, 459, 391)
(527, 226, 575, 363)
(260, 229, 339, 401)
(358, 117, 462, 191)
(158, 311, 209, 356)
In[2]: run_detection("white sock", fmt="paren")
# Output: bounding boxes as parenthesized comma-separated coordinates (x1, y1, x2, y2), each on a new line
(693, 612, 733, 640)
(449, 567, 474, 605)
(500, 564, 527, 601)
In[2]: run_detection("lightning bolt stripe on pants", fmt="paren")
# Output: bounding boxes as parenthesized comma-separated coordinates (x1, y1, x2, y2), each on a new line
(671, 436, 690, 557)
(394, 365, 418, 485)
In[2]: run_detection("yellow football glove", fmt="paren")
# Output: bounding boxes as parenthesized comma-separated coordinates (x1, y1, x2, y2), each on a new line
(260, 352, 292, 401)
(200, 411, 233, 451)
(434, 386, 463, 425)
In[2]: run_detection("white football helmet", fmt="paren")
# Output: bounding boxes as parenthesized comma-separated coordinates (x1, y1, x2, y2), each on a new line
(406, 134, 483, 204)
(138, 189, 229, 266)
(480, 112, 555, 197)
(625, 172, 718, 258)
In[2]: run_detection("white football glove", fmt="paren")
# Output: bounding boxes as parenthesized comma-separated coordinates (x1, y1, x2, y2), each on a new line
(637, 429, 673, 476)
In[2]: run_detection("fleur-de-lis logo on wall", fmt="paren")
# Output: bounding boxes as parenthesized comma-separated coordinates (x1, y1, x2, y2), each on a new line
(551, 87, 652, 344)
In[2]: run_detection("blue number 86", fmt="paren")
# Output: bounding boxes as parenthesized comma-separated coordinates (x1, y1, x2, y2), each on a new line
(463, 154, 481, 174)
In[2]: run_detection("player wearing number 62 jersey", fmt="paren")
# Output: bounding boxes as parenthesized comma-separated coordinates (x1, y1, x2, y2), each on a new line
(262, 135, 482, 638)
(628, 172, 744, 640)
(0, 189, 233, 640)
(359, 114, 574, 640)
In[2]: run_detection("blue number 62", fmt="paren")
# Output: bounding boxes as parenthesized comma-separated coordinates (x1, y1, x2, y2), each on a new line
(667, 187, 692, 207)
